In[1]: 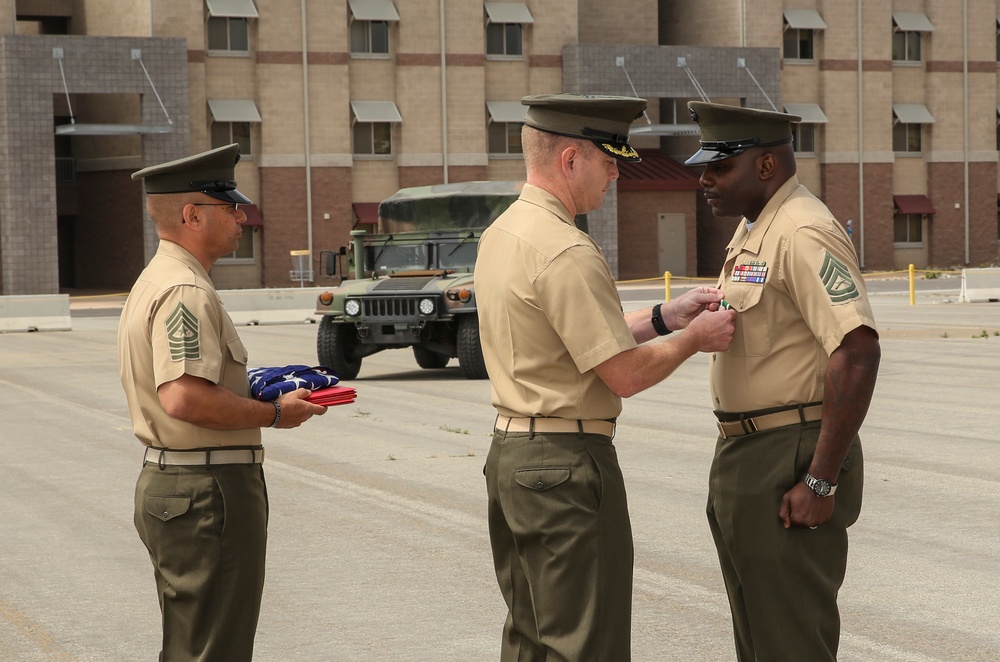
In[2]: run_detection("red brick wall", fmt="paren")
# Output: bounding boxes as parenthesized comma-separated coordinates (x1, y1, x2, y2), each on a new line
(928, 161, 998, 268)
(259, 166, 353, 288)
(618, 190, 698, 279)
(76, 170, 145, 290)
(822, 162, 895, 271)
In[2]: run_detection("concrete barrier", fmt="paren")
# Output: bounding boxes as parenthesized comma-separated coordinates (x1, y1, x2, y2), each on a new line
(0, 294, 71, 332)
(958, 268, 1000, 303)
(219, 287, 328, 325)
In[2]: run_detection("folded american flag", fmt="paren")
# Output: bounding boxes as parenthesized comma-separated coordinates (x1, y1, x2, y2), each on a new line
(248, 365, 340, 402)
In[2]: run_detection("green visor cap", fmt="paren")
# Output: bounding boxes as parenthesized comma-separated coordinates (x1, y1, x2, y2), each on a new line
(522, 93, 647, 162)
(131, 143, 252, 204)
(684, 101, 801, 166)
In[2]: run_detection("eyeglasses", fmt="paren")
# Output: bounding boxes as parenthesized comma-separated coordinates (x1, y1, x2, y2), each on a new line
(194, 202, 243, 214)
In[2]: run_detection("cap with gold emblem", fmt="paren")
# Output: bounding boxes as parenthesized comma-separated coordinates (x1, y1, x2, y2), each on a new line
(131, 143, 252, 204)
(521, 93, 647, 162)
(684, 101, 801, 166)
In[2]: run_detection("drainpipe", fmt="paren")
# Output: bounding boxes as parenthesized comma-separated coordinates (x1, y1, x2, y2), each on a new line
(439, 0, 449, 183)
(856, 0, 865, 268)
(301, 0, 314, 278)
(962, 0, 969, 264)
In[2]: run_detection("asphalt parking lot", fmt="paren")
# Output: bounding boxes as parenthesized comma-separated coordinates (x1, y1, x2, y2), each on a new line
(0, 276, 998, 661)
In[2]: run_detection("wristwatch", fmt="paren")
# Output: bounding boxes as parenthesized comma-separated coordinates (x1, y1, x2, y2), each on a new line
(803, 472, 838, 497)
(651, 303, 672, 336)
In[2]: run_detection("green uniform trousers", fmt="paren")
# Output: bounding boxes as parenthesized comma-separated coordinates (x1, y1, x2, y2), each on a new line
(706, 421, 864, 662)
(485, 429, 633, 662)
(134, 462, 269, 662)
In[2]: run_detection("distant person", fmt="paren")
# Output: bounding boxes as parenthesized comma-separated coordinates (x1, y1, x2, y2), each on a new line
(685, 101, 881, 661)
(119, 144, 326, 661)
(475, 93, 736, 661)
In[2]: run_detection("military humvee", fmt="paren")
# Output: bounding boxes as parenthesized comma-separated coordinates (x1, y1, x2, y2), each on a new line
(315, 180, 523, 379)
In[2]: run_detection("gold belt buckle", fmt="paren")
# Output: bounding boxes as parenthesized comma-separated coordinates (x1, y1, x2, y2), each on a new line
(717, 421, 728, 439)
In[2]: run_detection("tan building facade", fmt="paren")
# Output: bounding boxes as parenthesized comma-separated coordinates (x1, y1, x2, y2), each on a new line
(662, 0, 1000, 271)
(3, 0, 992, 295)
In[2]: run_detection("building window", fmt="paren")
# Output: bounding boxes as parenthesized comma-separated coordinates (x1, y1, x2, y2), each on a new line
(353, 122, 392, 155)
(891, 13, 933, 63)
(783, 27, 815, 60)
(892, 122, 921, 153)
(488, 121, 523, 155)
(484, 3, 533, 58)
(208, 17, 249, 52)
(487, 22, 523, 56)
(792, 123, 815, 154)
(351, 20, 389, 54)
(211, 122, 252, 157)
(893, 213, 923, 245)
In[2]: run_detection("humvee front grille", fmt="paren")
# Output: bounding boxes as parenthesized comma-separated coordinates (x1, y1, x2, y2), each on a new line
(362, 298, 419, 318)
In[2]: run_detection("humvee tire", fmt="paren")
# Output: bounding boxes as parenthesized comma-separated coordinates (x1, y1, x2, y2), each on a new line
(413, 346, 450, 369)
(456, 315, 488, 379)
(317, 316, 362, 380)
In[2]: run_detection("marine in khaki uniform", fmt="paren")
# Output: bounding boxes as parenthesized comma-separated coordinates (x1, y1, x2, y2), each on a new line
(475, 94, 737, 661)
(118, 144, 326, 662)
(685, 101, 881, 661)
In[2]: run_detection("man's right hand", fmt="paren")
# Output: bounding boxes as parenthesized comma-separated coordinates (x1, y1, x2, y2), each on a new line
(685, 308, 736, 352)
(273, 389, 328, 429)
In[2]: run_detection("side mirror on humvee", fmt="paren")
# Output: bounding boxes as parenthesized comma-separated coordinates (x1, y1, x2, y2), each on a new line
(320, 248, 346, 278)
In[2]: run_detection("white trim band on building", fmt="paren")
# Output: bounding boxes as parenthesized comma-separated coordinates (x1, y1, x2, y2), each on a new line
(783, 10, 827, 30)
(348, 0, 400, 22)
(892, 104, 935, 124)
(486, 101, 528, 123)
(892, 12, 934, 32)
(784, 103, 828, 123)
(208, 100, 262, 123)
(205, 0, 259, 18)
(484, 2, 534, 24)
(350, 101, 402, 123)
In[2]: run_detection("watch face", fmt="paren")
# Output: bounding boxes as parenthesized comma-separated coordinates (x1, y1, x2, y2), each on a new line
(814, 479, 831, 497)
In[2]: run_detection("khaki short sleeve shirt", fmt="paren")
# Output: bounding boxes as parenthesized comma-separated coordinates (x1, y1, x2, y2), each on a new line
(118, 240, 260, 449)
(711, 176, 877, 413)
(475, 184, 637, 420)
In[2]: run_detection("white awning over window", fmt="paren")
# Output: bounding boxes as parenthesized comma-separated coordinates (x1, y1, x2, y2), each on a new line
(208, 100, 262, 123)
(893, 103, 935, 124)
(783, 10, 827, 30)
(486, 101, 527, 123)
(784, 103, 828, 124)
(892, 12, 934, 32)
(348, 0, 400, 22)
(485, 2, 534, 24)
(351, 101, 402, 123)
(205, 0, 258, 18)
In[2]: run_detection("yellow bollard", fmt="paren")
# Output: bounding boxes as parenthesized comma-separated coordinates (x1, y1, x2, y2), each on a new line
(664, 271, 672, 302)
(908, 264, 915, 306)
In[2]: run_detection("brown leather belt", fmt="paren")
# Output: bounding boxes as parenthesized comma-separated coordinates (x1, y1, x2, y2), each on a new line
(143, 446, 265, 467)
(715, 404, 822, 439)
(495, 415, 616, 438)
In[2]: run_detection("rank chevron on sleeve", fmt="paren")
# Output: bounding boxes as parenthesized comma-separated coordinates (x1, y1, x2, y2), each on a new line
(819, 251, 860, 303)
(165, 301, 201, 361)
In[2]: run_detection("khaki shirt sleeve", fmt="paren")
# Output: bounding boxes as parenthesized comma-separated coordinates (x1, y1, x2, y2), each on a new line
(534, 245, 637, 373)
(782, 226, 877, 356)
(151, 285, 226, 388)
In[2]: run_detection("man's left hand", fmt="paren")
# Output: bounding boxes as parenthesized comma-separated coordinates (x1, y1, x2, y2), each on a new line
(662, 286, 726, 330)
(778, 481, 835, 529)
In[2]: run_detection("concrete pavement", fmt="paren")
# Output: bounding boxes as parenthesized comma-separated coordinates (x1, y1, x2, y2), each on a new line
(0, 281, 997, 661)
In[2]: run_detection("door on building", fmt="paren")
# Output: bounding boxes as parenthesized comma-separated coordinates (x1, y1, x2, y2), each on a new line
(657, 212, 687, 277)
(57, 215, 76, 290)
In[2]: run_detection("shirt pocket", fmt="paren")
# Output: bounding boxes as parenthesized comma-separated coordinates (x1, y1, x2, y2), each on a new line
(727, 284, 770, 358)
(145, 496, 192, 522)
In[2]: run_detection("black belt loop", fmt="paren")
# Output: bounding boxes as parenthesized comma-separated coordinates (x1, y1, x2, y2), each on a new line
(528, 417, 535, 440)
(797, 403, 806, 426)
(576, 419, 585, 439)
(157, 449, 166, 471)
(204, 448, 212, 467)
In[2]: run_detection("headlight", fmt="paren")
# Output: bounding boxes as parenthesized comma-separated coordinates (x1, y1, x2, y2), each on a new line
(344, 299, 361, 316)
(419, 298, 436, 315)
